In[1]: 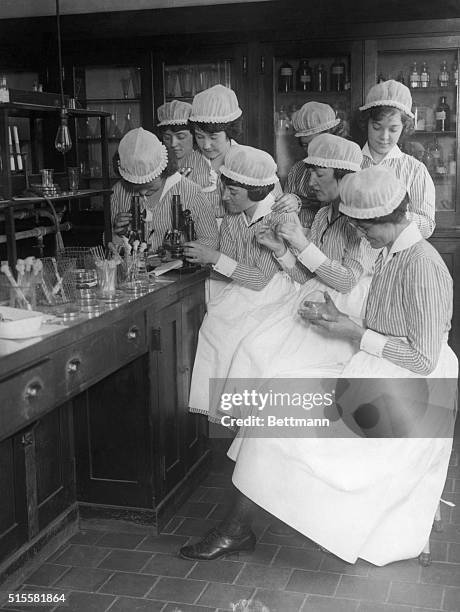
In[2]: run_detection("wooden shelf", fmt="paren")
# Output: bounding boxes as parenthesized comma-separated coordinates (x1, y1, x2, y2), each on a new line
(84, 98, 141, 103)
(277, 89, 351, 96)
(0, 102, 110, 118)
(413, 130, 456, 136)
(0, 188, 112, 210)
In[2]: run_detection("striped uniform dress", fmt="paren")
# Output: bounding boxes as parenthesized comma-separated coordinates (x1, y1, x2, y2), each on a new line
(285, 160, 326, 228)
(361, 143, 435, 238)
(188, 194, 300, 415)
(111, 173, 218, 251)
(229, 223, 458, 566)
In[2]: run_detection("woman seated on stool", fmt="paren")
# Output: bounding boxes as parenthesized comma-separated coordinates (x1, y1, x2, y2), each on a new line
(180, 165, 457, 567)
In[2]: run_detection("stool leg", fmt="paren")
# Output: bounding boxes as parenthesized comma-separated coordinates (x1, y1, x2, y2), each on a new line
(418, 539, 431, 567)
(433, 503, 443, 533)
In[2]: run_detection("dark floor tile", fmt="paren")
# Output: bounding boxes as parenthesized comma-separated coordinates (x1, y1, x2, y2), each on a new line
(444, 477, 455, 493)
(107, 597, 166, 612)
(431, 522, 460, 542)
(388, 580, 443, 608)
(319, 555, 369, 577)
(58, 590, 115, 612)
(147, 576, 207, 604)
(235, 563, 292, 590)
(272, 547, 323, 571)
(188, 486, 208, 502)
(137, 534, 190, 554)
(55, 566, 113, 591)
(199, 487, 234, 504)
(201, 473, 233, 488)
(208, 503, 232, 521)
(443, 585, 460, 611)
(142, 552, 196, 577)
(285, 569, 340, 596)
(98, 549, 152, 572)
(366, 559, 421, 582)
(95, 532, 146, 550)
(259, 529, 312, 549)
(188, 559, 244, 583)
(420, 561, 460, 586)
(173, 517, 220, 537)
(357, 604, 413, 612)
(235, 543, 279, 565)
(301, 594, 359, 612)
(52, 545, 111, 568)
(335, 575, 390, 602)
(45, 543, 71, 563)
(447, 541, 460, 562)
(69, 530, 104, 546)
(174, 501, 216, 519)
(98, 571, 158, 597)
(160, 515, 184, 534)
(24, 563, 70, 587)
(253, 587, 305, 612)
(430, 539, 449, 562)
(197, 582, 255, 610)
(162, 604, 216, 612)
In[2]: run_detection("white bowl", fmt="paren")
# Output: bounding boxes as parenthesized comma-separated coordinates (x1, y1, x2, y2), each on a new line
(0, 306, 45, 339)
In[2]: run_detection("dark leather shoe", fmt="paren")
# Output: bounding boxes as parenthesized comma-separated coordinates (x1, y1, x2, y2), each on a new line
(179, 527, 256, 560)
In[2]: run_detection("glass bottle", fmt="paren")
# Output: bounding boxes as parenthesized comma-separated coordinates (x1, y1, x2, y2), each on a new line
(315, 64, 327, 92)
(448, 147, 456, 176)
(409, 62, 420, 88)
(396, 71, 405, 85)
(420, 62, 430, 88)
(108, 112, 122, 138)
(277, 106, 291, 132)
(129, 194, 145, 243)
(436, 96, 450, 131)
(439, 60, 450, 87)
(122, 108, 134, 135)
(422, 146, 435, 175)
(296, 59, 313, 92)
(430, 136, 445, 176)
(452, 60, 458, 87)
(0, 75, 10, 103)
(330, 58, 345, 92)
(278, 61, 294, 93)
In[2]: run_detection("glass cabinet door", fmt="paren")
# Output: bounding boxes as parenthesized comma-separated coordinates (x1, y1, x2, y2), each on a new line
(273, 54, 352, 184)
(163, 60, 232, 104)
(377, 49, 458, 218)
(74, 64, 143, 183)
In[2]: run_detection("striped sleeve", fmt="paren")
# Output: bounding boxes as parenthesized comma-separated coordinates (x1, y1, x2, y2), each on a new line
(405, 162, 435, 239)
(381, 257, 452, 374)
(185, 182, 219, 249)
(110, 181, 131, 223)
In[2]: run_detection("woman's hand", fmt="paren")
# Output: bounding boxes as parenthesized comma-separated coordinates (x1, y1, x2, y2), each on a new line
(304, 292, 365, 343)
(255, 223, 286, 257)
(183, 241, 220, 265)
(272, 193, 301, 214)
(277, 220, 309, 252)
(113, 211, 131, 236)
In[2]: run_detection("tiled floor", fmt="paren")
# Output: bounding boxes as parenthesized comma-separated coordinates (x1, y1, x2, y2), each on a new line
(2, 439, 460, 612)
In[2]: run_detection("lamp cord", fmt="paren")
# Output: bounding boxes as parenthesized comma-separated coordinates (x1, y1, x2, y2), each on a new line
(56, 0, 65, 107)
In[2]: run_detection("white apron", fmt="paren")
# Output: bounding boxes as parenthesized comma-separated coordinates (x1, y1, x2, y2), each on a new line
(229, 340, 458, 566)
(188, 272, 298, 416)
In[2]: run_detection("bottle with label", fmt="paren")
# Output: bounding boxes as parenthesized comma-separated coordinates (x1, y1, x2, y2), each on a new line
(430, 137, 445, 176)
(409, 62, 420, 89)
(278, 61, 294, 93)
(296, 59, 313, 92)
(0, 75, 10, 103)
(436, 96, 450, 131)
(452, 60, 458, 87)
(420, 62, 430, 88)
(438, 61, 450, 87)
(422, 147, 435, 176)
(276, 106, 291, 133)
(315, 64, 327, 92)
(330, 58, 345, 92)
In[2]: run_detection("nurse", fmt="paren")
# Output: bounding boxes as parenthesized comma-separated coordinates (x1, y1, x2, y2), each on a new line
(156, 99, 213, 188)
(184, 145, 301, 417)
(274, 101, 343, 227)
(180, 166, 457, 567)
(111, 128, 218, 252)
(359, 79, 435, 238)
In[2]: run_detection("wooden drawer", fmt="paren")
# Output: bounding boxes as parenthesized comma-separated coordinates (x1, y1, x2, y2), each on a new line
(53, 331, 115, 399)
(0, 359, 55, 440)
(112, 310, 147, 366)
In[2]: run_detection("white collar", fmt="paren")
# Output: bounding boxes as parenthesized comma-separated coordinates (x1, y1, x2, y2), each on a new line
(382, 222, 422, 263)
(362, 142, 404, 164)
(160, 172, 182, 200)
(243, 193, 275, 227)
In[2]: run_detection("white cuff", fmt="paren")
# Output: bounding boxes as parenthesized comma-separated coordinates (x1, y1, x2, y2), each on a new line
(360, 329, 388, 357)
(297, 243, 328, 272)
(213, 253, 238, 277)
(274, 249, 297, 269)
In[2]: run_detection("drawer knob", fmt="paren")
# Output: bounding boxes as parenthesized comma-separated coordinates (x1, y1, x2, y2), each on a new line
(127, 325, 139, 341)
(24, 381, 42, 401)
(67, 358, 81, 373)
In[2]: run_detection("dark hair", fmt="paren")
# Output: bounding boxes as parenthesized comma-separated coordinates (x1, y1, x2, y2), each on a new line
(221, 174, 275, 201)
(161, 151, 178, 178)
(349, 193, 409, 225)
(189, 116, 243, 141)
(159, 123, 191, 136)
(358, 106, 414, 137)
(305, 165, 356, 181)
